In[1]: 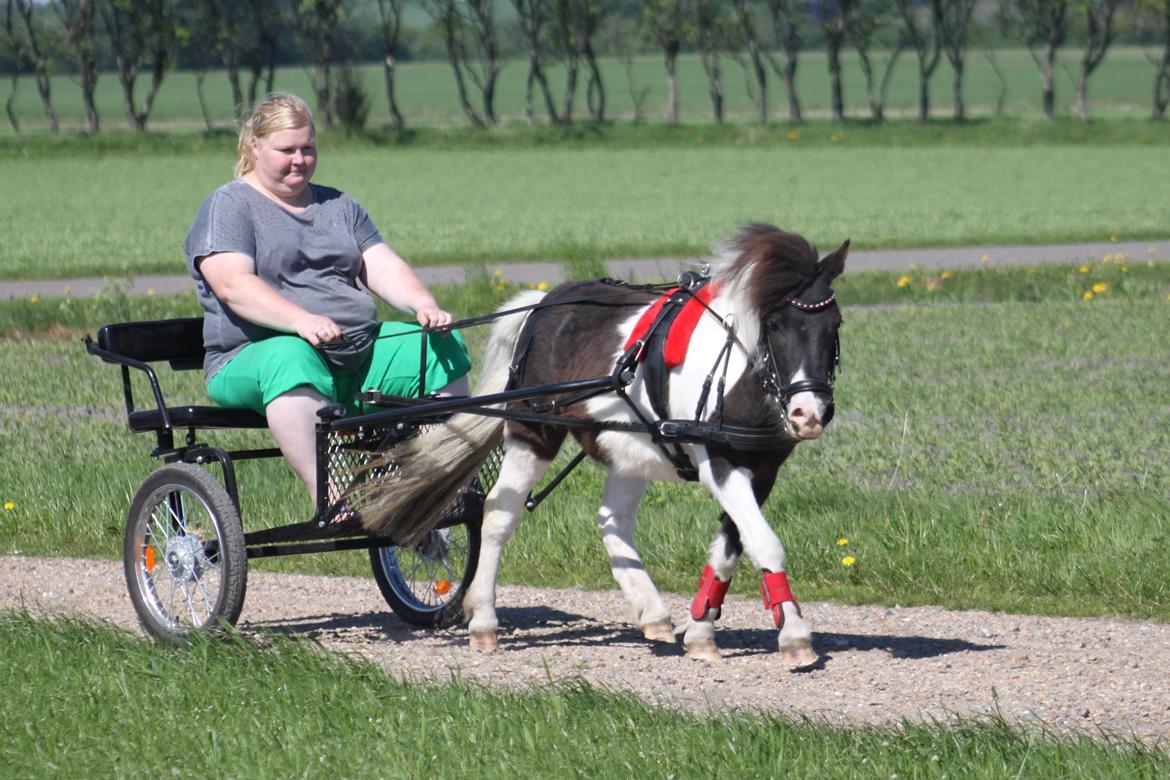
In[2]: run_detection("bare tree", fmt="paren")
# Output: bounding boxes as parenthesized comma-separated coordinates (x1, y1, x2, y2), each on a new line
(576, 1, 605, 122)
(766, 0, 804, 123)
(243, 0, 281, 108)
(732, 0, 770, 124)
(644, 0, 690, 125)
(422, 0, 500, 127)
(376, 0, 408, 129)
(1004, 0, 1070, 121)
(695, 0, 729, 124)
(816, 0, 856, 122)
(1148, 0, 1170, 118)
(297, 0, 342, 129)
(894, 0, 941, 122)
(937, 0, 978, 121)
(4, 63, 17, 133)
(513, 0, 560, 123)
(850, 0, 904, 121)
(1074, 0, 1124, 121)
(551, 0, 583, 122)
(55, 0, 100, 133)
(606, 13, 649, 122)
(100, 0, 175, 132)
(3, 0, 58, 133)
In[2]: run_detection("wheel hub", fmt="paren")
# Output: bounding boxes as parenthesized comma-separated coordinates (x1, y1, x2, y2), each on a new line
(164, 535, 205, 582)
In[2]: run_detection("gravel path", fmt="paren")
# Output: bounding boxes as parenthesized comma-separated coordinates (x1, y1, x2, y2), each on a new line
(4, 555, 1168, 746)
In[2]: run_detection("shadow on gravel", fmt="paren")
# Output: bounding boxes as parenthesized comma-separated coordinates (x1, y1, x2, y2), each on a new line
(812, 631, 1005, 659)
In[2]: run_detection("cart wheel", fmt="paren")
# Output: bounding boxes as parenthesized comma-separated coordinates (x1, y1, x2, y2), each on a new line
(124, 463, 247, 643)
(369, 483, 483, 628)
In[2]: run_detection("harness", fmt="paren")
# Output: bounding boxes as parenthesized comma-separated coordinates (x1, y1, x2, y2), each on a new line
(506, 272, 840, 483)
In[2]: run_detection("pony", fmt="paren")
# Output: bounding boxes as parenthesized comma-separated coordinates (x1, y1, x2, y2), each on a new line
(361, 223, 848, 667)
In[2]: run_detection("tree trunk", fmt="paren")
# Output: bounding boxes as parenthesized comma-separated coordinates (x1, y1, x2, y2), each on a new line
(700, 49, 723, 125)
(827, 37, 845, 122)
(1041, 41, 1057, 121)
(952, 57, 965, 121)
(195, 70, 214, 130)
(383, 57, 404, 129)
(583, 38, 604, 122)
(664, 50, 679, 124)
(33, 67, 58, 133)
(4, 71, 18, 133)
(561, 55, 580, 125)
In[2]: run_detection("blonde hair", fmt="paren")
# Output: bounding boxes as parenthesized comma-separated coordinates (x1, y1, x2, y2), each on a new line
(235, 93, 315, 178)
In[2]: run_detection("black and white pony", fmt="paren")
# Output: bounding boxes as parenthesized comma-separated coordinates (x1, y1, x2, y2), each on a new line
(363, 224, 847, 667)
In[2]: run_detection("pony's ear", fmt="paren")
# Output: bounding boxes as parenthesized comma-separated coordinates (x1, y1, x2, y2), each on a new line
(819, 239, 850, 280)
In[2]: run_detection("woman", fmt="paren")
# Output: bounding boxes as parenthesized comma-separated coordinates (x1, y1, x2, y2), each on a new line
(184, 93, 470, 504)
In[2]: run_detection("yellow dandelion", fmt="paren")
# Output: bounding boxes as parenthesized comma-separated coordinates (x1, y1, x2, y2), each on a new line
(830, 132, 842, 142)
(787, 130, 799, 141)
(146, 288, 156, 296)
(1110, 234, 1120, 243)
(981, 255, 989, 264)
(1083, 291, 1094, 301)
(837, 537, 849, 546)
(29, 294, 39, 303)
(3, 501, 13, 511)
(1092, 282, 1108, 293)
(493, 269, 502, 278)
(1078, 264, 1089, 273)
(1103, 254, 1113, 263)
(841, 555, 856, 567)
(536, 281, 549, 291)
(896, 275, 911, 289)
(940, 271, 951, 280)
(1120, 264, 1130, 273)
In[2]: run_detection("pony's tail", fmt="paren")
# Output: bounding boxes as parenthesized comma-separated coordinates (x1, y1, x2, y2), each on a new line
(358, 290, 546, 544)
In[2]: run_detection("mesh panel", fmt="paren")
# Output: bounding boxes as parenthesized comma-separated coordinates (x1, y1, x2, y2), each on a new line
(323, 422, 504, 529)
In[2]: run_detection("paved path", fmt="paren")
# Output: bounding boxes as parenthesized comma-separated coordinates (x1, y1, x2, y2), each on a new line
(3, 238, 1168, 299)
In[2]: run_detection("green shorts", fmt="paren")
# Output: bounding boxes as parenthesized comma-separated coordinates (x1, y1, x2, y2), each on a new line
(206, 322, 471, 416)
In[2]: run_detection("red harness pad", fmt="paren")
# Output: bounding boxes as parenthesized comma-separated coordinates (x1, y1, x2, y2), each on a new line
(624, 283, 721, 367)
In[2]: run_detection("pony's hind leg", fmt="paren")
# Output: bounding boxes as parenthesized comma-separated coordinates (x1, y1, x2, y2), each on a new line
(683, 513, 741, 662)
(594, 472, 673, 643)
(463, 439, 552, 652)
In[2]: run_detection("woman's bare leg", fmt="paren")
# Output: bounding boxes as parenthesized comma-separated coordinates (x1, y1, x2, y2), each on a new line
(265, 387, 331, 503)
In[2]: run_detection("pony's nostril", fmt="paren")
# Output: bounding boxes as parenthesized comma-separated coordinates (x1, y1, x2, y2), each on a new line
(790, 407, 806, 420)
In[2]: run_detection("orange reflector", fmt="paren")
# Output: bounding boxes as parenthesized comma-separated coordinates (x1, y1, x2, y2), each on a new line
(433, 579, 452, 596)
(143, 545, 156, 573)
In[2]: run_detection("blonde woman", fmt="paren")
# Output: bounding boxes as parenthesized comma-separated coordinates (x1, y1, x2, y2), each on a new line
(184, 93, 469, 503)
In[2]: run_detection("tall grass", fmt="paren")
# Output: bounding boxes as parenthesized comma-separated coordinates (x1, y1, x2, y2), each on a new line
(2, 611, 1165, 778)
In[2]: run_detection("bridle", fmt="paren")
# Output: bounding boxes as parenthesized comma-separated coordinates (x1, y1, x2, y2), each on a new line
(757, 290, 841, 416)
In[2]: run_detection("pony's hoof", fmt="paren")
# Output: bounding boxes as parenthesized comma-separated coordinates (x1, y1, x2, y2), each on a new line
(684, 639, 722, 662)
(641, 620, 676, 644)
(780, 638, 818, 669)
(469, 630, 498, 653)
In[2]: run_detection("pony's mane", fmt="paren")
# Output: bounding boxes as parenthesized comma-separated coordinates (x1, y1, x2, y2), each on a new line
(709, 223, 821, 351)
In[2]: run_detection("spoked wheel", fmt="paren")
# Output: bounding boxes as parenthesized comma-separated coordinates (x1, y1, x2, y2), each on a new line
(124, 463, 247, 643)
(369, 480, 483, 628)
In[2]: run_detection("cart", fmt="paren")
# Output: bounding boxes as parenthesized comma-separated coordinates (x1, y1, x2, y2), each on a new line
(85, 317, 502, 643)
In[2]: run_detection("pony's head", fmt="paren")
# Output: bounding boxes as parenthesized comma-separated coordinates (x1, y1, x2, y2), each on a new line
(713, 224, 849, 441)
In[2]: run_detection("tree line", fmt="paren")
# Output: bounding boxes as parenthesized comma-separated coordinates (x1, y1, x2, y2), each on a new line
(5, 0, 1170, 134)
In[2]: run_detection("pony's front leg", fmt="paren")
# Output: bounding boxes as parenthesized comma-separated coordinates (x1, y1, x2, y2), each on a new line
(463, 440, 551, 652)
(682, 513, 741, 662)
(697, 463, 818, 669)
(594, 472, 674, 643)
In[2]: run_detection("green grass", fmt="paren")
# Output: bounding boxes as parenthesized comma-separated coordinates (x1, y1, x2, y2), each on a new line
(3, 136, 1170, 279)
(0, 48, 1162, 131)
(2, 269, 1169, 619)
(2, 611, 1165, 777)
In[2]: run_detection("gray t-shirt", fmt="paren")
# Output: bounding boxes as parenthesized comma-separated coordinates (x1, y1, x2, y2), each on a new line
(184, 179, 385, 380)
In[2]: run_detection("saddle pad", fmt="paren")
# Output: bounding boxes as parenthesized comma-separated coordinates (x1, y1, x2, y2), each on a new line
(624, 282, 721, 367)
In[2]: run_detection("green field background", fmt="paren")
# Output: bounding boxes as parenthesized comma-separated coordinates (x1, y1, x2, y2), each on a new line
(0, 47, 1160, 131)
(4, 142, 1169, 279)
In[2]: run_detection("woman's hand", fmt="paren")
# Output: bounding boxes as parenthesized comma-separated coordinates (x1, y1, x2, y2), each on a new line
(415, 305, 453, 330)
(293, 313, 343, 346)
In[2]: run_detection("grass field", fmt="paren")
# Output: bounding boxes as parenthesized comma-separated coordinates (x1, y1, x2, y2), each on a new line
(3, 134, 1170, 279)
(4, 611, 1165, 778)
(0, 48, 1162, 131)
(3, 265, 1168, 620)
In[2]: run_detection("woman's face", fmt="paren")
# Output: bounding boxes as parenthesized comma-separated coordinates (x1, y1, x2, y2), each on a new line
(250, 124, 317, 198)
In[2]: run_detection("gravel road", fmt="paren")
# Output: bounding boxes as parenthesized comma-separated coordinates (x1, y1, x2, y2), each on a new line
(4, 555, 1168, 746)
